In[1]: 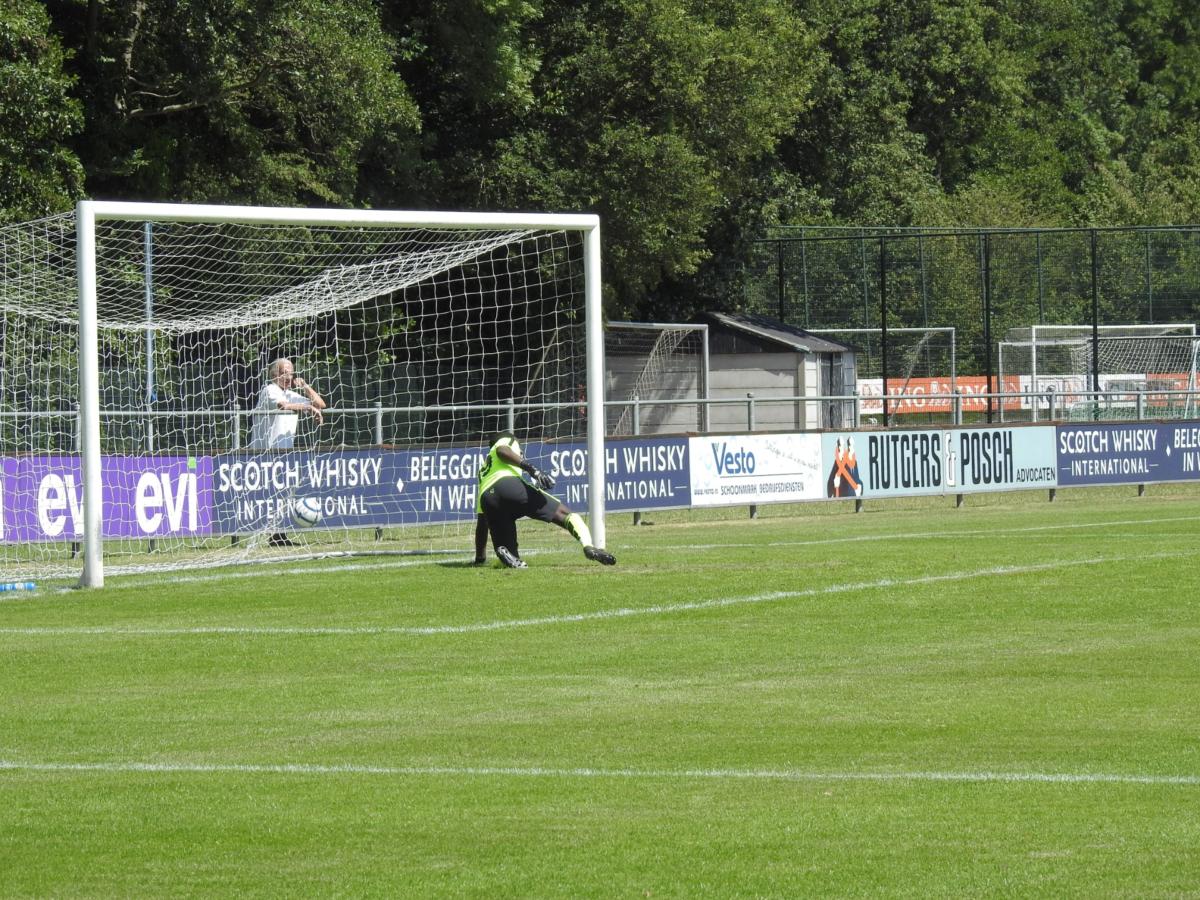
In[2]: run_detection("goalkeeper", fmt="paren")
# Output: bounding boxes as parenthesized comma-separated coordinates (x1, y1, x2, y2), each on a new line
(474, 431, 616, 569)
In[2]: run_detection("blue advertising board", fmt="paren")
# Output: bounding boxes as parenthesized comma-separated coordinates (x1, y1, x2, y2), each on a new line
(209, 437, 692, 531)
(552, 436, 691, 511)
(211, 450, 428, 532)
(11, 421, 1200, 544)
(1056, 422, 1200, 485)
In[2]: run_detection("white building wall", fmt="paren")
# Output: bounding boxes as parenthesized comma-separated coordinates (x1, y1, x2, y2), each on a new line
(606, 350, 834, 435)
(706, 352, 812, 431)
(606, 356, 703, 434)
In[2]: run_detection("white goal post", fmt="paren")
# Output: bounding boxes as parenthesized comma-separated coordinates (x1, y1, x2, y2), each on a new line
(22, 201, 609, 587)
(998, 323, 1199, 416)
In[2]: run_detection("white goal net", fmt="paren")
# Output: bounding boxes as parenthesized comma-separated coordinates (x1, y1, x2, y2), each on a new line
(998, 323, 1200, 418)
(3, 202, 606, 587)
(808, 327, 956, 417)
(604, 322, 709, 435)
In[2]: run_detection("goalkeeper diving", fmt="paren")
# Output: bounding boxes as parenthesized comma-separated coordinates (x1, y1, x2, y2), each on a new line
(474, 431, 616, 569)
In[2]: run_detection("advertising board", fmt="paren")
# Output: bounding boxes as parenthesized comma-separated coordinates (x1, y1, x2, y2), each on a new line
(688, 433, 823, 507)
(819, 427, 1058, 498)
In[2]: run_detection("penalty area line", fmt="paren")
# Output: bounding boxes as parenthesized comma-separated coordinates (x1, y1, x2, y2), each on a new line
(0, 759, 1196, 786)
(0, 549, 1193, 638)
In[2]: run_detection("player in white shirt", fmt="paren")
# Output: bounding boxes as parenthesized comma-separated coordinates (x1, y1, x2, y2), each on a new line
(249, 357, 327, 450)
(249, 357, 328, 547)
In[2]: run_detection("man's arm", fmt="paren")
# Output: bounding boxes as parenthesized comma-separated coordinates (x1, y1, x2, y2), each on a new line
(292, 376, 327, 411)
(276, 380, 325, 425)
(474, 513, 488, 564)
(497, 444, 555, 491)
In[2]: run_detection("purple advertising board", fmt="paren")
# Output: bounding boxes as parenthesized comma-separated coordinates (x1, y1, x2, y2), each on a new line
(0, 455, 213, 542)
(1, 439, 691, 543)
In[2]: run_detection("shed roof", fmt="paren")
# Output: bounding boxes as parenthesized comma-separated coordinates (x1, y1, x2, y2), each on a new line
(700, 312, 852, 354)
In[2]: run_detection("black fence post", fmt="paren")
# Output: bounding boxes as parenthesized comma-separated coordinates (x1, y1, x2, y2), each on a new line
(1090, 229, 1100, 397)
(880, 236, 889, 426)
(860, 233, 870, 324)
(919, 234, 929, 325)
(776, 240, 786, 322)
(800, 232, 810, 328)
(1035, 231, 1044, 323)
(1145, 230, 1153, 323)
(982, 232, 993, 424)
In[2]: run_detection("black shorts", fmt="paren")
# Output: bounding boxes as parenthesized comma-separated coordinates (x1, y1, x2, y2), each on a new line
(481, 476, 559, 523)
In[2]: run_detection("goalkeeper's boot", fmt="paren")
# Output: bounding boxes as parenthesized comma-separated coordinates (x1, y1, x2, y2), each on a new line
(584, 545, 617, 566)
(496, 546, 527, 569)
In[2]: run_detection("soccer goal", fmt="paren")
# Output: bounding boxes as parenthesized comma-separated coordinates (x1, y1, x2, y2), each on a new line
(3, 202, 607, 587)
(807, 327, 956, 415)
(604, 321, 710, 435)
(998, 323, 1200, 418)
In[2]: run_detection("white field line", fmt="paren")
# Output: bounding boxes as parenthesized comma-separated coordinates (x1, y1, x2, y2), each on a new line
(23, 511, 1200, 595)
(0, 758, 1196, 786)
(1, 549, 1194, 638)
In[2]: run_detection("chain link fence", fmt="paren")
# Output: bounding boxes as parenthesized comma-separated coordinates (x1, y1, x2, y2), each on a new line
(744, 226, 1200, 423)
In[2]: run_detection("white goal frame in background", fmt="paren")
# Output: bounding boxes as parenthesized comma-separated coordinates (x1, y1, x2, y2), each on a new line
(808, 326, 957, 394)
(604, 321, 710, 436)
(76, 201, 608, 588)
(998, 323, 1198, 395)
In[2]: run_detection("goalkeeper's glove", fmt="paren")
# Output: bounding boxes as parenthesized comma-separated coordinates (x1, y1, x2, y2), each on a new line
(520, 459, 556, 491)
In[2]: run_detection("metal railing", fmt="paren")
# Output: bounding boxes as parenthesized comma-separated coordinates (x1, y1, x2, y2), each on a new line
(5, 388, 1200, 458)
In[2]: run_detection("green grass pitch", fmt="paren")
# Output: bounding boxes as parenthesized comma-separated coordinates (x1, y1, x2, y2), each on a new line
(3, 487, 1200, 896)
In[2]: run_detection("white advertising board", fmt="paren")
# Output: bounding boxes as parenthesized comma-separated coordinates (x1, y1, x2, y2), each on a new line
(688, 433, 824, 507)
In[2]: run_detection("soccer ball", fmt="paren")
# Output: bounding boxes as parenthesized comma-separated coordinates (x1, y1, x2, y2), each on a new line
(290, 496, 322, 528)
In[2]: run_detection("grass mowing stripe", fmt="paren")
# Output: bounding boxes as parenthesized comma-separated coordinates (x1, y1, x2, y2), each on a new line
(3, 548, 1193, 637)
(1, 759, 1196, 786)
(666, 513, 1200, 550)
(12, 510, 1190, 597)
(15, 549, 553, 595)
(3, 497, 1199, 896)
(27, 511, 1199, 595)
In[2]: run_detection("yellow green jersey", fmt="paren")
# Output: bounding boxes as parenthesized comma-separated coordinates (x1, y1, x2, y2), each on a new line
(476, 434, 524, 513)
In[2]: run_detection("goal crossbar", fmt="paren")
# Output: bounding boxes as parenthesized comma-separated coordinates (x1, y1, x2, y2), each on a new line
(86, 200, 600, 231)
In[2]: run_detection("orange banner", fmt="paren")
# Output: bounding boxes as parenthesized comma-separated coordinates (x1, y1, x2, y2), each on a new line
(857, 377, 1023, 414)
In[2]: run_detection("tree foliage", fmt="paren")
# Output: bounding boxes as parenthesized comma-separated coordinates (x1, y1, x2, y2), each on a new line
(5, 0, 1200, 314)
(0, 0, 83, 221)
(59, 0, 420, 205)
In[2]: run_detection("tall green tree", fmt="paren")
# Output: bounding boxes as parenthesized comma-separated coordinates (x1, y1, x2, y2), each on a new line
(13, 0, 1200, 323)
(0, 0, 83, 221)
(52, 0, 420, 205)
(382, 0, 544, 206)
(470, 0, 818, 314)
